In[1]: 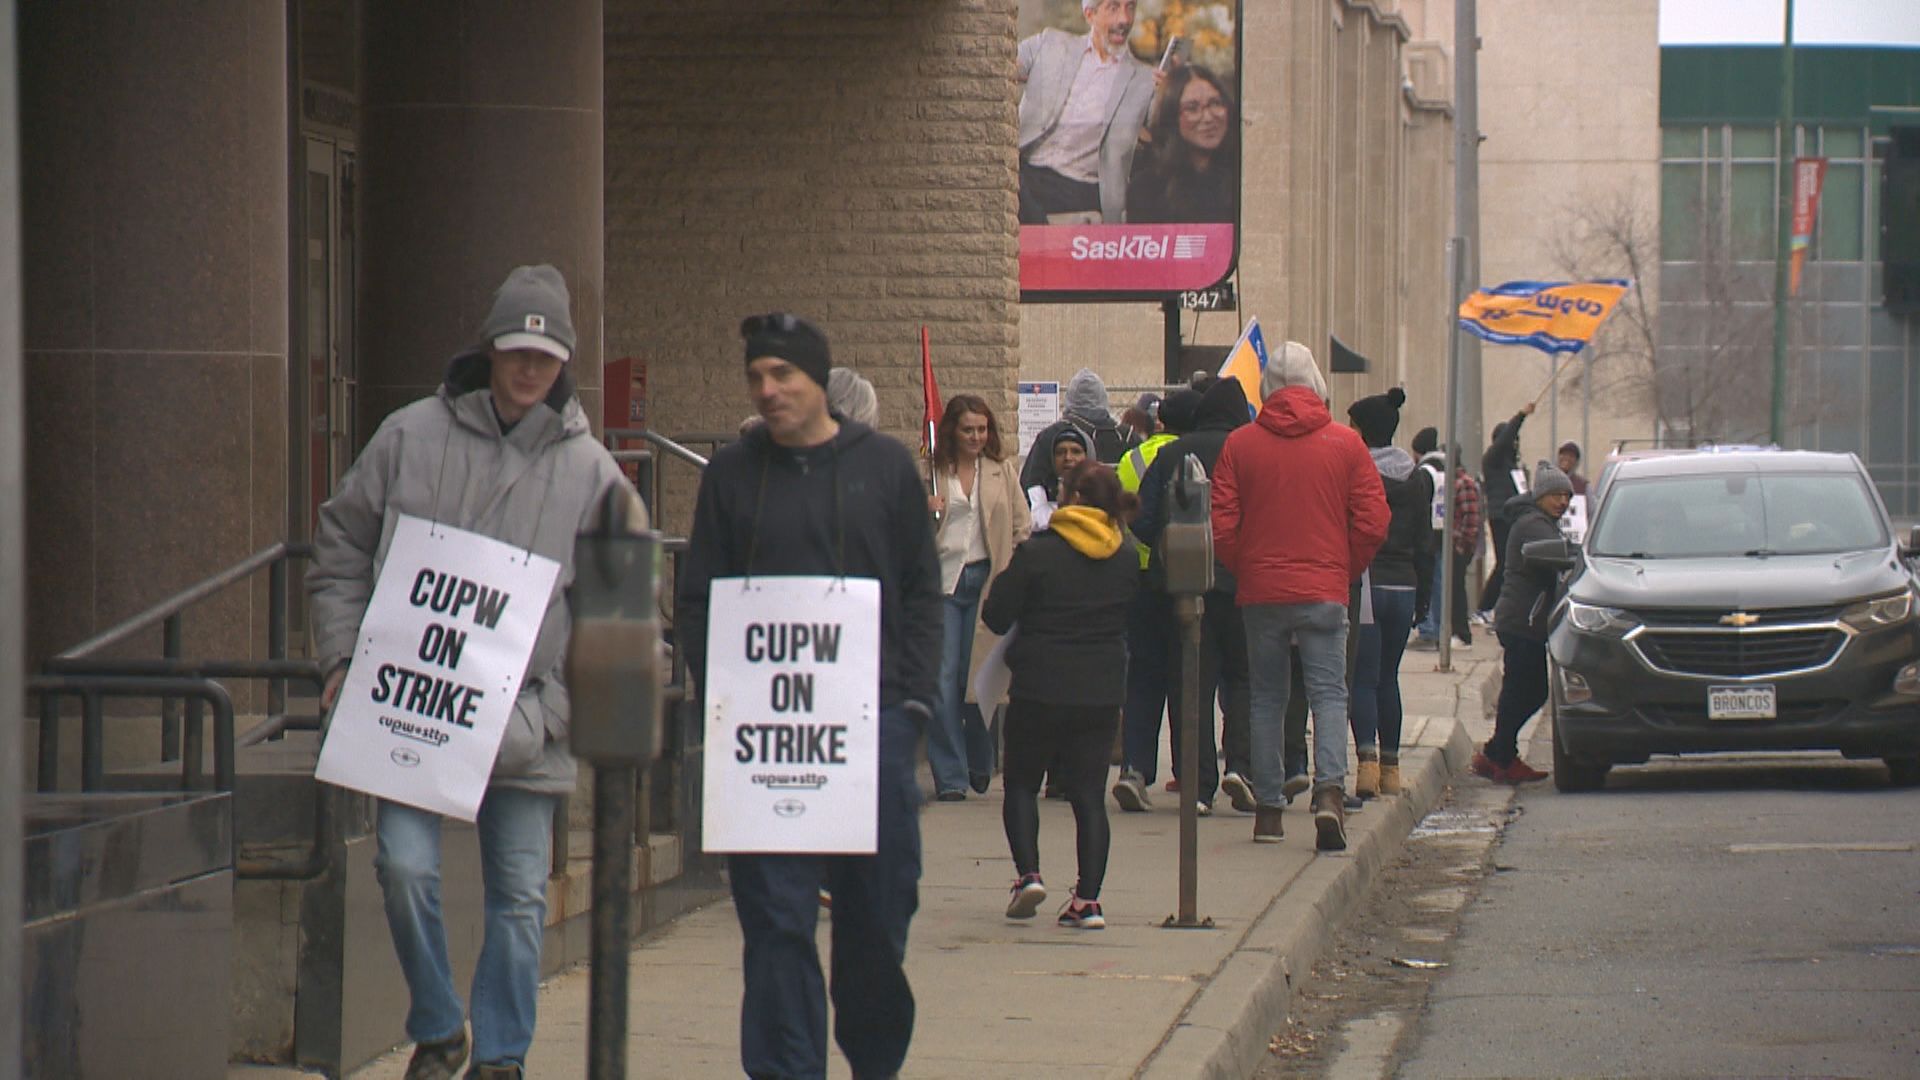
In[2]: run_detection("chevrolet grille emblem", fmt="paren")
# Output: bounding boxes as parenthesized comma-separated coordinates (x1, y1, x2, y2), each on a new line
(1720, 612, 1761, 627)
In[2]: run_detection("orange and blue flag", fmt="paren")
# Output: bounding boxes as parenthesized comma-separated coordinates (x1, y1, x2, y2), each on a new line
(1217, 317, 1269, 419)
(1458, 280, 1631, 355)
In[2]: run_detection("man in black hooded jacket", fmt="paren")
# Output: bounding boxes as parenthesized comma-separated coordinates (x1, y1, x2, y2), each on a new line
(677, 313, 942, 1080)
(1476, 402, 1535, 617)
(1131, 375, 1254, 813)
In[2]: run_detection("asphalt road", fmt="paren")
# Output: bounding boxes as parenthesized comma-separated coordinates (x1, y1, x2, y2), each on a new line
(1396, 749, 1920, 1078)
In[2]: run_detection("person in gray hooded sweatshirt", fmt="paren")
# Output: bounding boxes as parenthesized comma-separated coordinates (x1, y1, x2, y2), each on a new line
(1019, 367, 1136, 495)
(309, 265, 633, 1080)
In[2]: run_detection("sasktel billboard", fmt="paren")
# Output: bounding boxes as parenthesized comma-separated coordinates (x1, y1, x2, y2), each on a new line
(1016, 0, 1242, 300)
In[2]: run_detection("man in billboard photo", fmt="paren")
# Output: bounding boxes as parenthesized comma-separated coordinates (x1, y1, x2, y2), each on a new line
(1017, 0, 1158, 225)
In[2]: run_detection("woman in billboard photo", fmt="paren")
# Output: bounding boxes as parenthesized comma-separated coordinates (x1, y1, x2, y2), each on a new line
(1126, 63, 1239, 225)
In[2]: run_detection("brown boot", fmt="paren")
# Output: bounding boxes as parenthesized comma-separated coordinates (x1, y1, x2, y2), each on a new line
(1311, 787, 1348, 852)
(1253, 805, 1284, 843)
(1378, 757, 1403, 796)
(1354, 749, 1380, 799)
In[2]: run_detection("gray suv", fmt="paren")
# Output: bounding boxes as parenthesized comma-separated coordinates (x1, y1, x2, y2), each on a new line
(1532, 450, 1920, 792)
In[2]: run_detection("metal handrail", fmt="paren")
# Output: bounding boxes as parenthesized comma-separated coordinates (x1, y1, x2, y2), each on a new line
(29, 674, 235, 792)
(56, 543, 310, 660)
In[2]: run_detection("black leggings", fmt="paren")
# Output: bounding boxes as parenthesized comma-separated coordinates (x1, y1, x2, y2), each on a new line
(1003, 700, 1116, 900)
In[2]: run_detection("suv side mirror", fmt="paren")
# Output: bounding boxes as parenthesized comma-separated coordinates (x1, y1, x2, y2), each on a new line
(1906, 525, 1920, 556)
(1522, 536, 1578, 572)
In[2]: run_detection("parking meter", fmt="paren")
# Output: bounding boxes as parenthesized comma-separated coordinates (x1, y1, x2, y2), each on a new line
(1157, 453, 1214, 930)
(1161, 455, 1215, 596)
(566, 483, 663, 1080)
(567, 485, 664, 764)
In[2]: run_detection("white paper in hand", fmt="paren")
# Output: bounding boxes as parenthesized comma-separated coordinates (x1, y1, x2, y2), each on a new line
(971, 625, 1017, 707)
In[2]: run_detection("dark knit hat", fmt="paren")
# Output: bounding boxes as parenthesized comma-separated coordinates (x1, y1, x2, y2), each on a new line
(1051, 426, 1090, 455)
(1411, 426, 1439, 457)
(1347, 387, 1407, 447)
(1158, 388, 1204, 435)
(741, 312, 831, 389)
(482, 264, 576, 362)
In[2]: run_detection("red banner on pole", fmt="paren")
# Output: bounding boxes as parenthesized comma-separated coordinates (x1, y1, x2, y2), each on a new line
(920, 326, 941, 459)
(1789, 156, 1828, 296)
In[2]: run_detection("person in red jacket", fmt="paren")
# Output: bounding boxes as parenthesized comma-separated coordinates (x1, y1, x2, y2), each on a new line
(1212, 341, 1389, 851)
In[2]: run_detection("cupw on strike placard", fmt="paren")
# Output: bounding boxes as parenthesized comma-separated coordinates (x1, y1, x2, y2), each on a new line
(702, 577, 881, 855)
(316, 514, 559, 821)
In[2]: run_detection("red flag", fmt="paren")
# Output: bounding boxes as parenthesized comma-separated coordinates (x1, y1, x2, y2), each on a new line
(920, 326, 941, 456)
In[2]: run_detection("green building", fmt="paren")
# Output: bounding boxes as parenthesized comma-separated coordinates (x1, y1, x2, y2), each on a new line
(1660, 45, 1920, 513)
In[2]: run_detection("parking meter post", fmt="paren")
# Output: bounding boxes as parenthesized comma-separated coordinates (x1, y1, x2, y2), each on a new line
(1176, 593, 1202, 927)
(567, 485, 666, 1080)
(1160, 456, 1215, 930)
(589, 764, 635, 1080)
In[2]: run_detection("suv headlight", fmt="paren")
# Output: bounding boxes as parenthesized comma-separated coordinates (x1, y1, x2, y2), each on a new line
(1840, 590, 1916, 632)
(1566, 600, 1641, 636)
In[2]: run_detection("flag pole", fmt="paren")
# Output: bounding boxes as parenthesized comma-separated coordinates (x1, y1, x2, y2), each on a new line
(921, 326, 940, 507)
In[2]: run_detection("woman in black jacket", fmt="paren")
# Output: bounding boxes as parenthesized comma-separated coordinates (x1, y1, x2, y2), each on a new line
(982, 462, 1139, 930)
(1346, 389, 1433, 799)
(1473, 463, 1572, 784)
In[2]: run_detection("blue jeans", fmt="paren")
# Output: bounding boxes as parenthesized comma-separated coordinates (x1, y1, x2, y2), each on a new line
(1120, 583, 1172, 782)
(929, 560, 991, 794)
(375, 786, 556, 1068)
(1244, 601, 1351, 804)
(731, 706, 924, 1080)
(1354, 587, 1417, 756)
(1415, 547, 1444, 639)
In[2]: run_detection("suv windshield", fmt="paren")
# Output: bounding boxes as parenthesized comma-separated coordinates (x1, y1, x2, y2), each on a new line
(1589, 472, 1887, 558)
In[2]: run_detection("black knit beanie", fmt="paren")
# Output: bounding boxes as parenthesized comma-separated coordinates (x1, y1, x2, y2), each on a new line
(1347, 387, 1407, 448)
(741, 312, 831, 389)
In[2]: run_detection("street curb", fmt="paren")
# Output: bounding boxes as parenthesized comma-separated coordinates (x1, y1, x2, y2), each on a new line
(1137, 716, 1475, 1080)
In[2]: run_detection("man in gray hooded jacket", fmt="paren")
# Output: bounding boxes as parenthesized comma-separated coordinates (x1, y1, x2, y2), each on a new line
(309, 265, 634, 1080)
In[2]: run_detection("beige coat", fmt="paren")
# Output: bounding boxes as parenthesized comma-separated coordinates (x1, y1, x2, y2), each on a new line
(950, 454, 1030, 704)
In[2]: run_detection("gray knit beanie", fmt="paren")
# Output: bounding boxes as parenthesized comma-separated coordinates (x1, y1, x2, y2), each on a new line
(1532, 462, 1574, 499)
(480, 264, 575, 362)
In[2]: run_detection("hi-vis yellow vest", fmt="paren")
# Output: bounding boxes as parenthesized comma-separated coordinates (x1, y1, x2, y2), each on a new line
(1118, 433, 1177, 570)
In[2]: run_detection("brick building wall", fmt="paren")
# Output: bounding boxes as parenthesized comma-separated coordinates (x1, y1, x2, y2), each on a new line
(604, 0, 1022, 530)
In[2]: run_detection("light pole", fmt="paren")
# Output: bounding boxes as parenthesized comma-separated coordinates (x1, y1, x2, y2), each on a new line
(1768, 0, 1797, 444)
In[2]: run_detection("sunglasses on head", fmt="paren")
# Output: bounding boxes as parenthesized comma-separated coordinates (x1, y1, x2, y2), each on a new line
(740, 312, 800, 338)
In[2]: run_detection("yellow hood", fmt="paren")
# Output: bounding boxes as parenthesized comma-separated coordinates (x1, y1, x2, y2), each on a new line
(1049, 505, 1123, 559)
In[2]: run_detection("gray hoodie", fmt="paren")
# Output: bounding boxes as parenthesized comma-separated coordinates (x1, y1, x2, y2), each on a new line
(308, 352, 634, 794)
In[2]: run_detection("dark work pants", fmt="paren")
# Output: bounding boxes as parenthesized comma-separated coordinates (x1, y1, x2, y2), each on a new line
(730, 706, 923, 1080)
(1019, 163, 1101, 224)
(1166, 588, 1248, 801)
(1489, 633, 1550, 764)
(1481, 518, 1513, 612)
(1450, 548, 1475, 642)
(1003, 700, 1117, 901)
(1120, 584, 1173, 783)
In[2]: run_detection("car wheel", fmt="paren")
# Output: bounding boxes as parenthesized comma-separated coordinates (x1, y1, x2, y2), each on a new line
(1884, 756, 1920, 787)
(1550, 698, 1609, 793)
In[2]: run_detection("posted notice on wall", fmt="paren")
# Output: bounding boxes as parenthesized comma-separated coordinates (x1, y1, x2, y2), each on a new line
(316, 514, 560, 822)
(1017, 381, 1060, 458)
(702, 576, 881, 855)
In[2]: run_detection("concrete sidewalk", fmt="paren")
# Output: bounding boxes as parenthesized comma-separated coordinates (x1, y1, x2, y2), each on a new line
(345, 652, 1499, 1080)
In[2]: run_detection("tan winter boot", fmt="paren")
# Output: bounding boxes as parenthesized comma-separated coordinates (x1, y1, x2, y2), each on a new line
(1354, 749, 1380, 799)
(1378, 756, 1403, 797)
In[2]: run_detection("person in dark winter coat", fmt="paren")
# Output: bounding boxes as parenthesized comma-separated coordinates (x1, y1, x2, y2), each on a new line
(1124, 374, 1252, 814)
(1345, 389, 1432, 800)
(982, 462, 1139, 931)
(1020, 368, 1135, 496)
(676, 312, 943, 1080)
(1471, 462, 1573, 785)
(1476, 402, 1536, 618)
